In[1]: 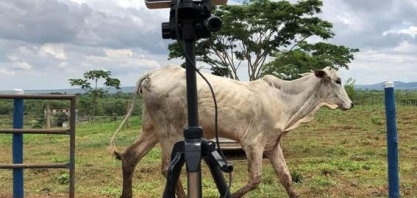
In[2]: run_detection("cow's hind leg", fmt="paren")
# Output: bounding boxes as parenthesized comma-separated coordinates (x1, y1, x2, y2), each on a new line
(232, 144, 264, 198)
(117, 119, 159, 198)
(265, 142, 297, 198)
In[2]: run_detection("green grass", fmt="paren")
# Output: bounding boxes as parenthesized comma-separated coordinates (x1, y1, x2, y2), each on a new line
(1, 106, 417, 197)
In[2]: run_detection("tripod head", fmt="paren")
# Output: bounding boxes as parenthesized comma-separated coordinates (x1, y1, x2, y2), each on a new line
(161, 0, 223, 40)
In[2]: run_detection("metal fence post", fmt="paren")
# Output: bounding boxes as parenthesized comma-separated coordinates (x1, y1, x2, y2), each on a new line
(0, 94, 76, 197)
(69, 98, 76, 198)
(384, 81, 400, 198)
(13, 89, 24, 198)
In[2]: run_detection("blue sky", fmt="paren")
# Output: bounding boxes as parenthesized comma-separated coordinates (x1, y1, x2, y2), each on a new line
(0, 0, 416, 90)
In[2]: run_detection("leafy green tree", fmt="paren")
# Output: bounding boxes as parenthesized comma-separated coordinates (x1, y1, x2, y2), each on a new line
(167, 0, 358, 80)
(103, 100, 129, 117)
(263, 42, 358, 80)
(69, 70, 121, 121)
(76, 94, 94, 118)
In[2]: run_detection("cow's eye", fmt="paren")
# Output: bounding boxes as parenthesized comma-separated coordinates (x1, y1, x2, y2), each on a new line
(335, 80, 341, 85)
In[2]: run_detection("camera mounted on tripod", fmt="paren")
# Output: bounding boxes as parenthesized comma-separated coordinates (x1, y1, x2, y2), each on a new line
(161, 0, 223, 40)
(145, 0, 231, 197)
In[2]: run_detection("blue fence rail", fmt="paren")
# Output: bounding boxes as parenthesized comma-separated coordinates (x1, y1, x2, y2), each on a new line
(0, 94, 76, 198)
(384, 81, 400, 198)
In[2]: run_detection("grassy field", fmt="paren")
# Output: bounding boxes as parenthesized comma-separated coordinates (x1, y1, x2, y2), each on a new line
(0, 105, 416, 197)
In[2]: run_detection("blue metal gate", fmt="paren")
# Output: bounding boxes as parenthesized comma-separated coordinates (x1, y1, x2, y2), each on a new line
(0, 94, 76, 198)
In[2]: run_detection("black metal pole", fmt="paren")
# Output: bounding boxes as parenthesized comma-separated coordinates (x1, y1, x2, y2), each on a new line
(184, 39, 203, 198)
(185, 39, 198, 127)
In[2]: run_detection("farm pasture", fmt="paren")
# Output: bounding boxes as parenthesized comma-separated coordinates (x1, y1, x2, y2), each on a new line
(0, 106, 416, 197)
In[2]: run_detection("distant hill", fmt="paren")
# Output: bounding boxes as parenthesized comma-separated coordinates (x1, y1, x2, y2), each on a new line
(355, 81, 417, 90)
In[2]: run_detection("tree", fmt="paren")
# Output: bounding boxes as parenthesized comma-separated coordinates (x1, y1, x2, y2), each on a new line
(262, 42, 359, 80)
(103, 99, 129, 117)
(69, 70, 121, 121)
(167, 0, 358, 81)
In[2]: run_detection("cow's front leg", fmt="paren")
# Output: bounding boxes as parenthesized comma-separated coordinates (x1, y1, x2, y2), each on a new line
(232, 144, 263, 198)
(265, 142, 297, 198)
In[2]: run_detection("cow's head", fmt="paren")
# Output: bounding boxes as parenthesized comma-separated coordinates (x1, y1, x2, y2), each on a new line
(314, 67, 353, 110)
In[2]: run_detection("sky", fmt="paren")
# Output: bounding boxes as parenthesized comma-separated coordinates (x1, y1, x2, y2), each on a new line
(0, 0, 416, 91)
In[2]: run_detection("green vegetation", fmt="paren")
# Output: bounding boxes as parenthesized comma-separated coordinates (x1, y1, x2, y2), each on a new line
(69, 70, 121, 122)
(0, 104, 416, 197)
(0, 93, 142, 130)
(344, 77, 357, 101)
(3, 88, 416, 127)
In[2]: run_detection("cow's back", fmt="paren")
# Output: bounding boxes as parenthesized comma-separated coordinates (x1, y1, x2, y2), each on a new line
(140, 65, 272, 141)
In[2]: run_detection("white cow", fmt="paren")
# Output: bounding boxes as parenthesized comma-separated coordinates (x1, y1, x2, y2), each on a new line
(110, 64, 353, 198)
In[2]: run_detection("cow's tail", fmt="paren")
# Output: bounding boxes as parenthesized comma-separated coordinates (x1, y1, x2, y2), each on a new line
(108, 73, 151, 160)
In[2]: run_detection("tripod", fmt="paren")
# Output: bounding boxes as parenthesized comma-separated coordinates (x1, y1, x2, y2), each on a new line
(161, 0, 233, 197)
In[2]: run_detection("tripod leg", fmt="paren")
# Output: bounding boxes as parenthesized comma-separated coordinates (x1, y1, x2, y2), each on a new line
(202, 141, 232, 198)
(163, 143, 185, 198)
(265, 142, 298, 198)
(204, 157, 231, 198)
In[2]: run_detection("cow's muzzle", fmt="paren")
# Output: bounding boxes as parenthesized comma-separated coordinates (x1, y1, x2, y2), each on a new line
(341, 102, 353, 110)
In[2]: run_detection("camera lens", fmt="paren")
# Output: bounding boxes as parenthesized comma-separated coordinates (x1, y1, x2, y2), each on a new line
(204, 16, 222, 32)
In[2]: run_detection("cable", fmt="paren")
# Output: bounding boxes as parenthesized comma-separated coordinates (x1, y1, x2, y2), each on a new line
(174, 0, 233, 197)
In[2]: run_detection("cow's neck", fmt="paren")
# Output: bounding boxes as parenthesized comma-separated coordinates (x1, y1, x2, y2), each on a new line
(263, 74, 325, 131)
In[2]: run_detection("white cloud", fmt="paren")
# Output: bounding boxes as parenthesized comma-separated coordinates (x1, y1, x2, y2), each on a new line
(58, 61, 68, 68)
(0, 67, 15, 76)
(85, 54, 160, 69)
(382, 26, 417, 38)
(391, 41, 417, 53)
(104, 48, 133, 58)
(13, 61, 32, 70)
(339, 47, 417, 85)
(40, 43, 67, 60)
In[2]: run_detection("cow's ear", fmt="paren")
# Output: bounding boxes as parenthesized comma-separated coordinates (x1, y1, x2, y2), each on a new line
(314, 69, 329, 79)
